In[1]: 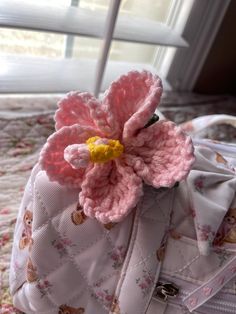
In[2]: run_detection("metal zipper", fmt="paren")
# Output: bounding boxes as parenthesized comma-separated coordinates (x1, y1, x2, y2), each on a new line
(153, 281, 179, 302)
(155, 277, 236, 313)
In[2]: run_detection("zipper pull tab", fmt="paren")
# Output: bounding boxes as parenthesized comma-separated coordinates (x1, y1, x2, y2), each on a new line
(153, 281, 179, 302)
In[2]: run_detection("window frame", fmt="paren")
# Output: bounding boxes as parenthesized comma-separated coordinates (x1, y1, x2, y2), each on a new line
(162, 0, 231, 91)
(0, 0, 232, 94)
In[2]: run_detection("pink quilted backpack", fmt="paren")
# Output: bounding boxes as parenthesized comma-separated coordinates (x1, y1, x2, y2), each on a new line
(10, 71, 236, 314)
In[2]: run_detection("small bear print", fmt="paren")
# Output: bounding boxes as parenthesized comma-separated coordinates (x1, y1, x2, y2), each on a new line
(156, 245, 165, 262)
(104, 222, 116, 230)
(71, 203, 87, 225)
(110, 298, 120, 314)
(214, 208, 236, 245)
(27, 257, 38, 283)
(223, 208, 236, 243)
(19, 210, 33, 250)
(216, 153, 227, 165)
(58, 304, 85, 314)
(169, 229, 182, 240)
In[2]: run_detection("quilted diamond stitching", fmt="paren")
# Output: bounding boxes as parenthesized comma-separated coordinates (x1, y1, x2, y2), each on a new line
(31, 223, 69, 278)
(32, 190, 74, 234)
(68, 250, 118, 312)
(33, 186, 107, 312)
(163, 236, 230, 284)
(34, 188, 123, 277)
(127, 251, 156, 271)
(175, 240, 195, 278)
(34, 183, 107, 256)
(162, 238, 202, 279)
(73, 233, 122, 286)
(111, 205, 140, 307)
(32, 171, 77, 232)
(141, 189, 174, 224)
(51, 203, 105, 257)
(22, 281, 58, 312)
(44, 260, 86, 305)
(33, 178, 132, 312)
(131, 212, 163, 279)
(128, 194, 172, 273)
(114, 188, 175, 314)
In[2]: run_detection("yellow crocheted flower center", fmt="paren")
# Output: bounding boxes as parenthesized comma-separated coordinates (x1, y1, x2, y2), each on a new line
(86, 136, 124, 163)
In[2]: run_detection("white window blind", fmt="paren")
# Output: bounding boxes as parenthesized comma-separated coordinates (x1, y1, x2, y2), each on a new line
(0, 0, 231, 94)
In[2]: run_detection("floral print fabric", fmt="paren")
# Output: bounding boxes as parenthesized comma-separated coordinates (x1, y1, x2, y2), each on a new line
(0, 113, 54, 313)
(188, 146, 236, 255)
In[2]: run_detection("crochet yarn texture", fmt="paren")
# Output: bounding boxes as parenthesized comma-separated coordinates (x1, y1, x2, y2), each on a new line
(39, 71, 195, 223)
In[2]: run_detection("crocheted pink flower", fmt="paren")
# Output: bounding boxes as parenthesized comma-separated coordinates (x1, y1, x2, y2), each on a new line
(40, 71, 195, 224)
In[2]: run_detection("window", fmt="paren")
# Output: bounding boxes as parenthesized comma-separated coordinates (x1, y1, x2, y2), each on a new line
(0, 0, 231, 94)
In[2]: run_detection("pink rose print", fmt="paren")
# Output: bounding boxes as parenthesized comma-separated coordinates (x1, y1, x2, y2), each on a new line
(36, 279, 53, 298)
(9, 139, 35, 157)
(0, 233, 10, 248)
(1, 303, 22, 314)
(189, 207, 196, 218)
(108, 246, 126, 269)
(92, 288, 114, 309)
(197, 224, 215, 242)
(194, 175, 206, 194)
(0, 207, 11, 215)
(51, 235, 76, 258)
(136, 269, 155, 297)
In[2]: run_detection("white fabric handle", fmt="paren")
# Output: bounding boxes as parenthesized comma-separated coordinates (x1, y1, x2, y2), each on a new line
(180, 114, 236, 157)
(181, 114, 236, 134)
(192, 139, 236, 157)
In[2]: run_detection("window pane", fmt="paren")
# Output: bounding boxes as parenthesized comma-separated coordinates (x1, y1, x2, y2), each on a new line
(0, 0, 174, 62)
(119, 0, 173, 22)
(0, 28, 101, 60)
(76, 0, 174, 63)
(71, 37, 101, 59)
(79, 0, 173, 22)
(0, 28, 66, 58)
(0, 0, 179, 93)
(35, 0, 72, 7)
(79, 0, 109, 11)
(109, 41, 157, 64)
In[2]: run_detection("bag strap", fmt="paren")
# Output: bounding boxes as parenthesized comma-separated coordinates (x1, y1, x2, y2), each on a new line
(181, 114, 236, 134)
(192, 138, 236, 157)
(184, 255, 236, 312)
(180, 114, 236, 157)
(113, 187, 175, 314)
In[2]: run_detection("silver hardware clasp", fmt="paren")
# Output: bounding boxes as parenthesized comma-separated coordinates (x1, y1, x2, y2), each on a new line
(153, 281, 179, 302)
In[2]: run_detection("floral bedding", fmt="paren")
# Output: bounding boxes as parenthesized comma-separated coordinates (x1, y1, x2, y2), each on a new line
(0, 112, 54, 313)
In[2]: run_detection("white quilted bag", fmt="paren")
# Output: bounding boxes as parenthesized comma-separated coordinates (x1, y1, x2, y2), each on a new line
(9, 71, 236, 314)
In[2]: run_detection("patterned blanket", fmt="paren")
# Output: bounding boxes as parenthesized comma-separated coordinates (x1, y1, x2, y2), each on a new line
(0, 112, 54, 313)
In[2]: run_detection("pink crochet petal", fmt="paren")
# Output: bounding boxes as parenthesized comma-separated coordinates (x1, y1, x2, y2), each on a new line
(39, 125, 103, 188)
(55, 91, 112, 135)
(102, 71, 162, 140)
(124, 120, 195, 188)
(79, 160, 143, 223)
